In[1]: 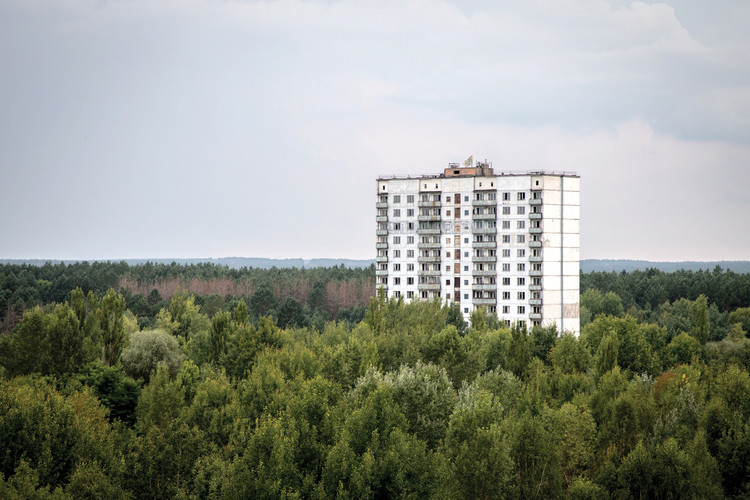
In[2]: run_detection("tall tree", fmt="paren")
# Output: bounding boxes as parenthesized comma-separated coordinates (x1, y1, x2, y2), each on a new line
(98, 289, 126, 366)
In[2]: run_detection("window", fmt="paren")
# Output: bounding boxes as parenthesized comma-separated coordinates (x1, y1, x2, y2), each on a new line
(502, 291, 511, 300)
(393, 263, 401, 271)
(517, 263, 525, 271)
(464, 294, 469, 300)
(394, 277, 401, 285)
(407, 195, 414, 203)
(518, 306, 526, 314)
(517, 235, 525, 243)
(502, 234, 510, 243)
(517, 192, 526, 201)
(502, 263, 510, 272)
(502, 249, 510, 257)
(407, 236, 414, 244)
(407, 264, 415, 272)
(503, 192, 510, 201)
(464, 196, 469, 202)
(407, 291, 414, 298)
(446, 279, 451, 285)
(517, 221, 525, 229)
(464, 238, 469, 244)
(503, 277, 511, 286)
(407, 222, 415, 230)
(464, 265, 469, 271)
(464, 210, 469, 216)
(407, 250, 414, 258)
(517, 277, 526, 286)
(464, 279, 469, 285)
(517, 206, 525, 215)
(464, 252, 469, 257)
(502, 206, 510, 215)
(393, 250, 400, 258)
(446, 210, 451, 217)
(394, 209, 401, 217)
(464, 308, 469, 313)
(407, 208, 414, 217)
(518, 292, 525, 300)
(446, 251, 451, 258)
(518, 249, 526, 258)
(502, 306, 510, 314)
(502, 221, 511, 229)
(407, 277, 414, 285)
(393, 223, 401, 230)
(393, 195, 401, 203)
(393, 236, 400, 244)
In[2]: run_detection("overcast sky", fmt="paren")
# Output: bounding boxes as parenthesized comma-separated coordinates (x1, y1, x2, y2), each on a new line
(1, 0, 749, 262)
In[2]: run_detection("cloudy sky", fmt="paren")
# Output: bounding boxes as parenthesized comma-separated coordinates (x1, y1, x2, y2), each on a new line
(1, 0, 748, 261)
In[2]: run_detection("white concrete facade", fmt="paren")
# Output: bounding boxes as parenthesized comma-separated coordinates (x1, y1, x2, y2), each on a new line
(376, 162, 580, 335)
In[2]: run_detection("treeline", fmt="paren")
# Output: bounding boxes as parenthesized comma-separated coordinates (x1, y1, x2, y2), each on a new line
(2, 285, 750, 497)
(581, 266, 750, 313)
(0, 262, 375, 333)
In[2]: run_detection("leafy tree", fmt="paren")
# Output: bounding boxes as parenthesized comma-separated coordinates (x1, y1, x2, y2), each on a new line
(75, 362, 141, 427)
(210, 311, 231, 364)
(507, 322, 531, 379)
(443, 389, 511, 499)
(120, 330, 184, 383)
(98, 289, 126, 366)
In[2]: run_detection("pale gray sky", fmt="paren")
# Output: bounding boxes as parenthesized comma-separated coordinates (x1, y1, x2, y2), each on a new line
(1, 0, 749, 261)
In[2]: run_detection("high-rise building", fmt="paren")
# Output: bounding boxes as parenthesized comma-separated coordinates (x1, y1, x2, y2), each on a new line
(376, 160, 580, 334)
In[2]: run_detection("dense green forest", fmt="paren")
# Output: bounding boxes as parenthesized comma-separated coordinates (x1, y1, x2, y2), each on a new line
(2, 262, 750, 498)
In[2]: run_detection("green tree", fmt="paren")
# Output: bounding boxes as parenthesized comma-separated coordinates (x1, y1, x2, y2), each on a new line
(443, 389, 512, 499)
(98, 289, 126, 366)
(120, 330, 184, 383)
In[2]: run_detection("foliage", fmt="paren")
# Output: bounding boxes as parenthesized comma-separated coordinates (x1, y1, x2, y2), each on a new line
(2, 268, 750, 497)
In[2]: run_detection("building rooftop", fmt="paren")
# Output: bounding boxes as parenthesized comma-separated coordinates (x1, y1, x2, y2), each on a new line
(377, 161, 578, 181)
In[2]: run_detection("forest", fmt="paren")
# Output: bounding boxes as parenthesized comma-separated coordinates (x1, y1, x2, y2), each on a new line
(1, 262, 750, 498)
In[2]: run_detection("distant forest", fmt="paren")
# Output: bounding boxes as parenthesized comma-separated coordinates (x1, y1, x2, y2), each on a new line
(2, 260, 750, 334)
(2, 259, 750, 497)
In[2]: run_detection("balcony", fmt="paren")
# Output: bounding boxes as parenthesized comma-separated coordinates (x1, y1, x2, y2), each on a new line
(376, 216, 388, 222)
(376, 255, 388, 262)
(376, 202, 388, 209)
(417, 241, 441, 249)
(529, 241, 542, 248)
(473, 241, 497, 248)
(473, 199, 497, 206)
(529, 256, 543, 263)
(418, 283, 441, 290)
(473, 269, 496, 276)
(473, 256, 496, 262)
(417, 201, 441, 208)
(529, 299, 542, 306)
(529, 284, 542, 291)
(472, 213, 497, 220)
(529, 227, 543, 234)
(472, 284, 497, 291)
(375, 270, 388, 277)
(420, 269, 442, 276)
(376, 243, 388, 249)
(473, 298, 497, 305)
(529, 213, 542, 220)
(529, 313, 543, 320)
(417, 255, 441, 263)
(529, 198, 542, 205)
(529, 270, 543, 277)
(417, 228, 441, 235)
(418, 215, 442, 222)
(473, 226, 497, 234)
